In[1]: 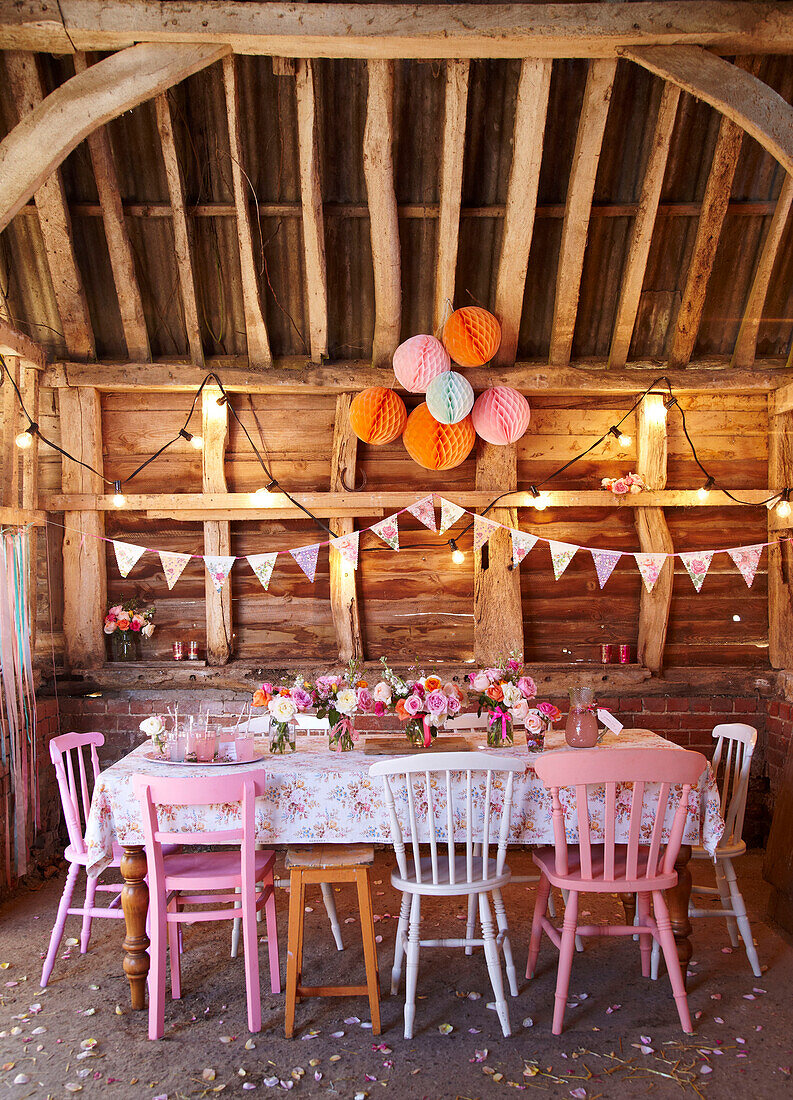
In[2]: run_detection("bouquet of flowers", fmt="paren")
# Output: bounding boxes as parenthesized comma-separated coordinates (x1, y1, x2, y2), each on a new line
(253, 677, 314, 753)
(469, 655, 537, 747)
(378, 658, 467, 748)
(104, 599, 155, 637)
(140, 714, 167, 755)
(601, 472, 645, 496)
(313, 662, 372, 752)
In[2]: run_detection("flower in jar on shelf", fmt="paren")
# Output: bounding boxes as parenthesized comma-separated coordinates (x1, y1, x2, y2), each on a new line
(116, 615, 131, 631)
(141, 622, 155, 638)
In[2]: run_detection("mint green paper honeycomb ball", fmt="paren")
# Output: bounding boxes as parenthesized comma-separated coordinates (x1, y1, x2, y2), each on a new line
(425, 370, 475, 425)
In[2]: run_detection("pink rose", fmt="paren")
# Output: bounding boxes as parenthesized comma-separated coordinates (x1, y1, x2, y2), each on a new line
(484, 668, 502, 683)
(410, 681, 425, 699)
(525, 711, 543, 734)
(374, 700, 385, 716)
(425, 690, 447, 715)
(404, 694, 423, 716)
(129, 617, 142, 632)
(611, 478, 629, 495)
(537, 701, 561, 723)
(443, 682, 464, 702)
(510, 698, 530, 723)
(471, 672, 490, 692)
(262, 682, 274, 695)
(517, 676, 537, 700)
(507, 657, 522, 673)
(446, 695, 461, 716)
(356, 687, 374, 712)
(291, 687, 312, 711)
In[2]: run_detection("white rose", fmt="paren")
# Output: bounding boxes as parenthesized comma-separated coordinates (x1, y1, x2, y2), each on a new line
(104, 622, 116, 635)
(510, 698, 530, 723)
(140, 716, 165, 737)
(141, 622, 155, 638)
(501, 681, 521, 708)
(372, 681, 392, 704)
(335, 688, 358, 716)
(268, 695, 297, 723)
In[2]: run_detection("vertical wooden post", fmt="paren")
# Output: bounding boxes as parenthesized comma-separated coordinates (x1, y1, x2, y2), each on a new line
(768, 391, 793, 669)
(329, 394, 363, 664)
(473, 441, 523, 664)
(202, 386, 232, 665)
(295, 58, 329, 363)
(21, 362, 39, 654)
(635, 394, 674, 673)
(59, 387, 106, 669)
(433, 58, 470, 332)
(0, 356, 22, 508)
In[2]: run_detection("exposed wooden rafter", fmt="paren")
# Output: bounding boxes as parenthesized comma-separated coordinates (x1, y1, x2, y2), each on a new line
(155, 92, 205, 369)
(494, 58, 552, 366)
(474, 441, 523, 663)
(549, 59, 617, 367)
(433, 59, 470, 331)
(295, 58, 329, 363)
(363, 60, 401, 368)
(0, 317, 47, 368)
(329, 394, 363, 663)
(202, 386, 232, 665)
(768, 388, 793, 669)
(222, 54, 272, 369)
(609, 81, 680, 369)
(4, 51, 94, 360)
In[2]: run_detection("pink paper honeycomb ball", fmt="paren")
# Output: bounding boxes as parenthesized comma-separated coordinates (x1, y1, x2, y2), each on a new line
(393, 334, 451, 393)
(471, 386, 531, 445)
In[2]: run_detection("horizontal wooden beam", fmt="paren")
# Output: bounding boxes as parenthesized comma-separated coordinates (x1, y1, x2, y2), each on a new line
(7, 2, 793, 57)
(144, 507, 383, 521)
(0, 317, 47, 368)
(42, 489, 776, 514)
(0, 506, 47, 526)
(42, 357, 793, 395)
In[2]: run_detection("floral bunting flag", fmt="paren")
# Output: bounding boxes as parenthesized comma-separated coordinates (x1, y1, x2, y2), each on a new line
(370, 514, 400, 551)
(247, 552, 278, 592)
(681, 550, 714, 593)
(548, 540, 577, 580)
(634, 552, 667, 594)
(511, 529, 538, 568)
(406, 495, 437, 532)
(289, 543, 321, 583)
(159, 550, 192, 591)
(204, 555, 236, 592)
(331, 531, 360, 569)
(727, 544, 764, 588)
(436, 496, 466, 535)
(590, 549, 622, 589)
(473, 514, 501, 553)
(112, 540, 146, 579)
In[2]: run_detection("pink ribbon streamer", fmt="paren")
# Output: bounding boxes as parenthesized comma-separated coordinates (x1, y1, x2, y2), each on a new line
(488, 706, 511, 742)
(422, 715, 432, 749)
(330, 717, 354, 751)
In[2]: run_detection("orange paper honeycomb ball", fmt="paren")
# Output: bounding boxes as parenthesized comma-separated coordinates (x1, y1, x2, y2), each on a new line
(349, 387, 407, 445)
(402, 402, 476, 470)
(442, 306, 501, 367)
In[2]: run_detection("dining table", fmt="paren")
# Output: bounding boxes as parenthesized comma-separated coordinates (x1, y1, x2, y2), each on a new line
(83, 726, 725, 1011)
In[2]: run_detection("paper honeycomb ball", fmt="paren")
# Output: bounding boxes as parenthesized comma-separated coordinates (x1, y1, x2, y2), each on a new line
(471, 386, 531, 445)
(349, 387, 407, 445)
(393, 334, 451, 392)
(425, 370, 475, 425)
(402, 402, 475, 470)
(442, 306, 501, 367)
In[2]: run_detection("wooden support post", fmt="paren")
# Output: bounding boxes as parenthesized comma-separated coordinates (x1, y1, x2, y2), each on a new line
(21, 361, 39, 654)
(549, 58, 616, 367)
(768, 390, 793, 669)
(494, 58, 552, 366)
(295, 58, 328, 363)
(363, 60, 401, 368)
(635, 394, 673, 674)
(155, 91, 205, 369)
(202, 386, 232, 665)
(473, 441, 523, 664)
(433, 58, 470, 332)
(329, 394, 363, 664)
(59, 387, 106, 669)
(0, 356, 22, 508)
(222, 54, 273, 369)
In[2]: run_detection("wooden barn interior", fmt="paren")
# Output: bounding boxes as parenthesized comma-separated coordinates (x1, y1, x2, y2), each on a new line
(3, 1, 793, 1086)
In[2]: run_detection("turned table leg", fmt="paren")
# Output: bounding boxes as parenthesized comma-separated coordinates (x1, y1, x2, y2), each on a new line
(667, 844, 693, 980)
(121, 844, 150, 1011)
(620, 892, 637, 928)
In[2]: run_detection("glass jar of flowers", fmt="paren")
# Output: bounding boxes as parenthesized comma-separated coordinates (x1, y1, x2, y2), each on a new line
(525, 701, 562, 751)
(104, 600, 155, 661)
(253, 681, 302, 753)
(469, 655, 537, 747)
(314, 661, 374, 751)
(379, 659, 466, 748)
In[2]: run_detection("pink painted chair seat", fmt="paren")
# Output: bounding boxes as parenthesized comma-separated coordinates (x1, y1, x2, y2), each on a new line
(533, 844, 677, 892)
(162, 848, 275, 891)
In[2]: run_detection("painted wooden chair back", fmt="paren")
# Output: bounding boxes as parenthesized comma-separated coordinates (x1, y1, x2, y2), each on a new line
(710, 724, 756, 846)
(49, 732, 104, 855)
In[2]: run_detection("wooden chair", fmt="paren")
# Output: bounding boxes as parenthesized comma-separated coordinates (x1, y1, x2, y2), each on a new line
(40, 732, 126, 987)
(284, 844, 381, 1038)
(369, 750, 525, 1039)
(651, 723, 761, 978)
(527, 747, 706, 1035)
(133, 770, 279, 1040)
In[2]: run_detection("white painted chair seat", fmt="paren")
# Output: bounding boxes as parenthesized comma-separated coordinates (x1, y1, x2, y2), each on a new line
(392, 854, 512, 896)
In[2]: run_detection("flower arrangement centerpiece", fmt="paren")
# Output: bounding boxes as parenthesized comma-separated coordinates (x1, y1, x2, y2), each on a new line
(104, 599, 155, 661)
(313, 660, 372, 752)
(140, 714, 167, 755)
(601, 472, 645, 496)
(253, 678, 314, 754)
(378, 658, 467, 748)
(469, 655, 537, 747)
(525, 702, 562, 750)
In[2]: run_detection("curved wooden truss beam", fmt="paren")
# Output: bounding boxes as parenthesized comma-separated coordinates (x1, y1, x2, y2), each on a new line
(0, 42, 230, 233)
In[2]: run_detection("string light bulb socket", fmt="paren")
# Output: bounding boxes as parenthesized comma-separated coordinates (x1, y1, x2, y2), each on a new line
(530, 485, 549, 511)
(179, 427, 204, 450)
(697, 476, 715, 501)
(449, 539, 465, 565)
(111, 480, 126, 508)
(609, 425, 632, 448)
(776, 489, 792, 519)
(14, 422, 38, 449)
(254, 480, 278, 497)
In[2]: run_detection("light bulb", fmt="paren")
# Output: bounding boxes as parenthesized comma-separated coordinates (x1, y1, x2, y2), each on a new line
(733, 614, 742, 622)
(618, 433, 632, 448)
(112, 492, 126, 508)
(254, 486, 270, 497)
(190, 433, 204, 450)
(533, 494, 548, 511)
(14, 430, 33, 449)
(452, 548, 465, 565)
(777, 498, 791, 519)
(697, 485, 710, 501)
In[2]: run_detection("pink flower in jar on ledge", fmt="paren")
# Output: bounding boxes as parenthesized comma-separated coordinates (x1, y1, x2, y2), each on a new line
(291, 686, 313, 711)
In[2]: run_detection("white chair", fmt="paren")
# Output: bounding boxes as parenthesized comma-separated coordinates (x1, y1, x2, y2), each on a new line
(652, 723, 761, 979)
(369, 751, 525, 1039)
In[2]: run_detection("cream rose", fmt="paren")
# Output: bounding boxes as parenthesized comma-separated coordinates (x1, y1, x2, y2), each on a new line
(471, 672, 490, 692)
(501, 681, 522, 708)
(140, 716, 165, 737)
(334, 688, 358, 716)
(524, 710, 543, 735)
(268, 695, 297, 723)
(510, 698, 530, 722)
(372, 681, 392, 704)
(141, 622, 155, 638)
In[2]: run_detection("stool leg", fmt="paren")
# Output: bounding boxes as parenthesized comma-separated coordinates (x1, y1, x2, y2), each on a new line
(285, 870, 304, 1039)
(294, 876, 307, 1002)
(355, 868, 381, 1036)
(320, 881, 344, 951)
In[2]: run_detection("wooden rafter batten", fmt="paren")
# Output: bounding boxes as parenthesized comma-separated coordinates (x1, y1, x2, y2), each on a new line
(635, 394, 674, 675)
(202, 386, 232, 665)
(329, 394, 363, 663)
(10, 2, 793, 57)
(42, 358, 793, 394)
(433, 58, 470, 331)
(474, 441, 523, 663)
(548, 59, 617, 367)
(608, 81, 680, 370)
(0, 507, 47, 526)
(494, 57, 552, 366)
(0, 317, 48, 368)
(768, 389, 793, 668)
(295, 58, 329, 363)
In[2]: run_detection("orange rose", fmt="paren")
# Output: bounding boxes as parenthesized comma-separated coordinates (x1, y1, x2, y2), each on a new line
(395, 698, 409, 722)
(486, 684, 504, 702)
(356, 680, 369, 689)
(252, 689, 269, 708)
(279, 688, 290, 696)
(425, 676, 442, 692)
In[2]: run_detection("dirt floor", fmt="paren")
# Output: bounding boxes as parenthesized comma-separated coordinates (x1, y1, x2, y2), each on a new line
(0, 849, 790, 1100)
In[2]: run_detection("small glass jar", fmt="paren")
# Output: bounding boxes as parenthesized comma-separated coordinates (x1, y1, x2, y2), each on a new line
(112, 631, 136, 662)
(270, 720, 296, 754)
(188, 640, 199, 660)
(172, 641, 184, 661)
(166, 722, 186, 763)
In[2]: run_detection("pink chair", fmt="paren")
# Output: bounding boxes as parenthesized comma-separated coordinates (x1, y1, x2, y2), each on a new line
(526, 747, 706, 1035)
(41, 732, 125, 988)
(133, 770, 279, 1040)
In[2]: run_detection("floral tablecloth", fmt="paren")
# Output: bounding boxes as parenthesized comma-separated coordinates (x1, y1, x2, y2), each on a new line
(84, 728, 723, 877)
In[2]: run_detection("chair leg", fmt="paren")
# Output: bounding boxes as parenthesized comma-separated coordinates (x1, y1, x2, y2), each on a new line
(714, 860, 740, 947)
(355, 869, 382, 1036)
(264, 880, 281, 994)
(79, 873, 98, 954)
(490, 887, 518, 997)
(560, 889, 584, 952)
(166, 896, 181, 1000)
(391, 891, 411, 995)
(637, 892, 652, 978)
(650, 935, 660, 981)
(552, 890, 579, 1036)
(40, 862, 80, 988)
(285, 870, 304, 1039)
(465, 891, 477, 956)
(526, 874, 551, 980)
(241, 884, 262, 1035)
(320, 880, 344, 951)
(721, 858, 762, 978)
(652, 891, 693, 1034)
(479, 891, 511, 1038)
(148, 907, 168, 1041)
(230, 884, 241, 959)
(403, 894, 421, 1041)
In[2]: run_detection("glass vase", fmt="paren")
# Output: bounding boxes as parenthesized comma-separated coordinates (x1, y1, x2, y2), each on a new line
(328, 713, 356, 752)
(111, 630, 136, 662)
(405, 716, 434, 749)
(565, 686, 599, 748)
(270, 720, 296, 754)
(486, 712, 514, 748)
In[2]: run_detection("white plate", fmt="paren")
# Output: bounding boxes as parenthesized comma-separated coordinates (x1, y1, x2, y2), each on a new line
(141, 750, 268, 767)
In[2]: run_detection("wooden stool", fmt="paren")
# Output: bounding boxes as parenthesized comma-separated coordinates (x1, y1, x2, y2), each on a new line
(284, 844, 381, 1038)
